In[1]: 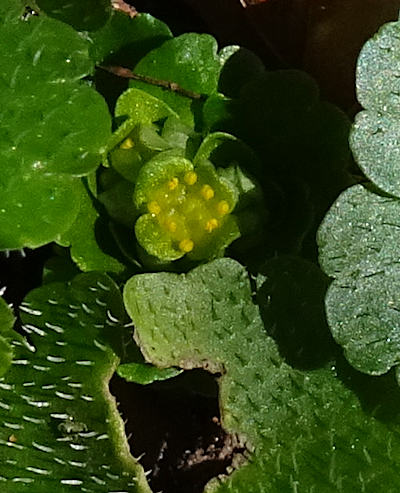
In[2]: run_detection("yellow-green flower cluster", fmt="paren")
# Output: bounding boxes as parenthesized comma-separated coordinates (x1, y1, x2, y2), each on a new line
(133, 152, 239, 261)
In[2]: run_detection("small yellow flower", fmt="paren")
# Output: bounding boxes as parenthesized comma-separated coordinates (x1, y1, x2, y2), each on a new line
(168, 177, 179, 190)
(205, 218, 219, 233)
(184, 171, 198, 185)
(120, 137, 134, 149)
(217, 200, 229, 216)
(201, 184, 214, 201)
(179, 238, 194, 252)
(147, 201, 161, 215)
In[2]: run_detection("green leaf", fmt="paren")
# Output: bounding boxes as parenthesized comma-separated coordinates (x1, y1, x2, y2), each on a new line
(0, 0, 26, 20)
(36, 0, 111, 31)
(90, 12, 172, 64)
(351, 19, 400, 198)
(134, 152, 193, 208)
(0, 297, 15, 377)
(124, 258, 400, 492)
(0, 16, 94, 84)
(106, 88, 178, 161)
(318, 184, 400, 375)
(42, 252, 80, 285)
(257, 255, 334, 369)
(0, 14, 111, 249)
(218, 46, 265, 98)
(0, 272, 151, 492)
(130, 33, 221, 125)
(57, 182, 126, 274)
(117, 362, 182, 385)
(317, 18, 400, 379)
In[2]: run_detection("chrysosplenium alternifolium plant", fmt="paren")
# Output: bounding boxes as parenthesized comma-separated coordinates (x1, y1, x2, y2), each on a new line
(105, 87, 251, 264)
(120, 144, 239, 260)
(4, 2, 399, 493)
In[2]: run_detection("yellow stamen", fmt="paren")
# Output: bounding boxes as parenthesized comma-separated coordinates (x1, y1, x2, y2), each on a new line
(205, 218, 219, 233)
(168, 177, 179, 190)
(120, 137, 134, 149)
(147, 201, 161, 215)
(166, 219, 177, 233)
(217, 200, 229, 216)
(179, 238, 194, 253)
(201, 184, 214, 201)
(184, 171, 197, 185)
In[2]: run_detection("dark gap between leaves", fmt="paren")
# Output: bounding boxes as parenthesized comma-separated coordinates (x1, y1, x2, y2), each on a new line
(110, 369, 246, 493)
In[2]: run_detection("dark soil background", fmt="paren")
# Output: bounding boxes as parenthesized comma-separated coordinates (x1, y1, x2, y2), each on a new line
(2, 1, 400, 492)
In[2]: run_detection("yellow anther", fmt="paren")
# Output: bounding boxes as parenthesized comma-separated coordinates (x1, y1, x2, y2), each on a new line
(120, 137, 134, 149)
(166, 219, 177, 233)
(184, 171, 197, 185)
(147, 201, 161, 215)
(217, 200, 230, 216)
(201, 184, 214, 201)
(205, 218, 219, 233)
(179, 238, 194, 253)
(168, 177, 179, 190)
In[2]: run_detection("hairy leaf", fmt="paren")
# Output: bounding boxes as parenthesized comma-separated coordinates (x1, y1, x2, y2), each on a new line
(318, 17, 400, 377)
(124, 258, 400, 492)
(0, 297, 15, 378)
(351, 18, 400, 198)
(0, 12, 111, 249)
(0, 272, 150, 492)
(318, 184, 400, 374)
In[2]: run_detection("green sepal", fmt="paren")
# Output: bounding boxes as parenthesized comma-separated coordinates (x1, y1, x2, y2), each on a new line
(188, 214, 240, 261)
(134, 152, 194, 209)
(135, 213, 184, 261)
(117, 362, 182, 385)
(194, 159, 238, 210)
(106, 88, 178, 166)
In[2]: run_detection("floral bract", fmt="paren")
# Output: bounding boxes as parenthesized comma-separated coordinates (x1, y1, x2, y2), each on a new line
(133, 152, 240, 260)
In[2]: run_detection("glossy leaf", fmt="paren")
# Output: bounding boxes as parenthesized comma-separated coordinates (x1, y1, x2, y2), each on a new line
(90, 11, 172, 64)
(130, 33, 221, 125)
(0, 13, 111, 249)
(36, 0, 111, 31)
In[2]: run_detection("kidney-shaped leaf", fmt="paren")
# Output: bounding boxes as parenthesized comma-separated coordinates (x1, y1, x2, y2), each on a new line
(0, 272, 151, 492)
(124, 258, 400, 492)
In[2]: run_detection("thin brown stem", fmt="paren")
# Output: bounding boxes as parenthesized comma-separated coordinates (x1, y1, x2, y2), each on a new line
(98, 65, 205, 100)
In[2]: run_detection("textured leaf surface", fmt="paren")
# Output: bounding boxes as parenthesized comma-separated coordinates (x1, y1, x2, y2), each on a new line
(318, 184, 400, 374)
(0, 272, 150, 492)
(351, 19, 400, 198)
(0, 297, 15, 378)
(318, 18, 400, 377)
(124, 258, 400, 492)
(0, 13, 111, 249)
